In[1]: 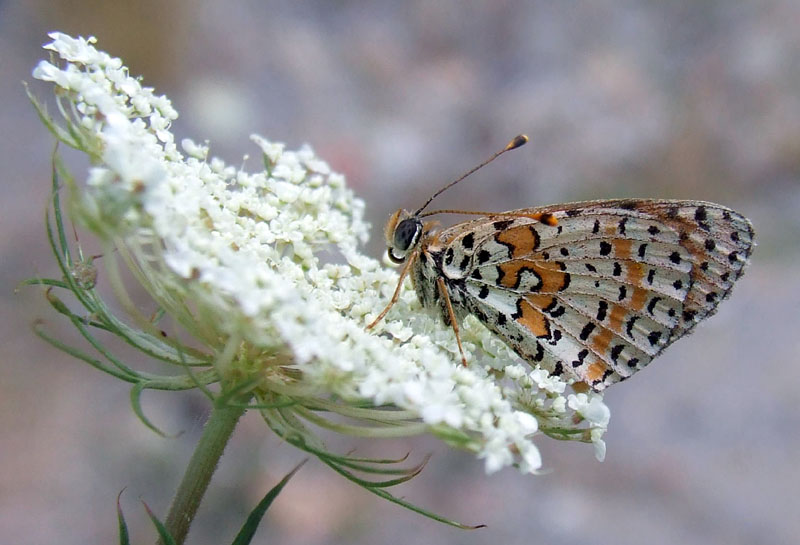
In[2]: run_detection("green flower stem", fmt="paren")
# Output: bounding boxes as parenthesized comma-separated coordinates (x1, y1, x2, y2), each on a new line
(162, 397, 250, 545)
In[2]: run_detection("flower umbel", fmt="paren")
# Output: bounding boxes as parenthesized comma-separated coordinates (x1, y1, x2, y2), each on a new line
(29, 32, 609, 530)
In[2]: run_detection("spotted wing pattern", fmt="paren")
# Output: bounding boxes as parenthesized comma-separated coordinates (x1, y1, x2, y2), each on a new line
(428, 199, 754, 390)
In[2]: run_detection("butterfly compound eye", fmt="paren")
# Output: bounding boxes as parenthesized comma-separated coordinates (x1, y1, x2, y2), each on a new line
(393, 218, 422, 252)
(388, 218, 422, 263)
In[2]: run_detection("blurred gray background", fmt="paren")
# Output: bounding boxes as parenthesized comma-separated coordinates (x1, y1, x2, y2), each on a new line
(2, 1, 798, 544)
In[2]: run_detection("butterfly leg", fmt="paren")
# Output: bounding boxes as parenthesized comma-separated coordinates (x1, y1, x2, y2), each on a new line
(366, 251, 418, 330)
(436, 276, 468, 366)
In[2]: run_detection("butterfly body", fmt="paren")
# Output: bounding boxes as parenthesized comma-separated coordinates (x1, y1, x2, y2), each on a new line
(379, 198, 754, 391)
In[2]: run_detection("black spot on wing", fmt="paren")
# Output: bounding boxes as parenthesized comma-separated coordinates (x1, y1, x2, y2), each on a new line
(461, 233, 475, 249)
(694, 205, 711, 230)
(560, 271, 571, 291)
(694, 206, 707, 222)
(596, 300, 608, 321)
(625, 316, 639, 337)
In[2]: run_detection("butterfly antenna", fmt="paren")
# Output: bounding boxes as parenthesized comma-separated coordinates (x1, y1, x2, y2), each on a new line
(414, 134, 528, 216)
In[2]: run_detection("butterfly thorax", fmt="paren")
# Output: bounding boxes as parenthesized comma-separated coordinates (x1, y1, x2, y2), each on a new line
(411, 232, 472, 325)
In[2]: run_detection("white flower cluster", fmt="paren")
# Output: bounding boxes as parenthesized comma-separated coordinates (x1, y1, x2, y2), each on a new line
(33, 32, 609, 473)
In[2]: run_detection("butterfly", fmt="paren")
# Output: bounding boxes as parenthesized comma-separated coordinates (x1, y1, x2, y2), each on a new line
(367, 135, 754, 391)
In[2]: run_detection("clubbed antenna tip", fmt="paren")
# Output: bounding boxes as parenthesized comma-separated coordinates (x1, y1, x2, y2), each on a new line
(506, 134, 529, 151)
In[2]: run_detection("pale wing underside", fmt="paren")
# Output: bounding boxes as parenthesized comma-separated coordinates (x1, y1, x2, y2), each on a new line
(436, 199, 754, 390)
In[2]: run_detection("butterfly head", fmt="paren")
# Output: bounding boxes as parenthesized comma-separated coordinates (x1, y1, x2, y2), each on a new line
(385, 209, 423, 264)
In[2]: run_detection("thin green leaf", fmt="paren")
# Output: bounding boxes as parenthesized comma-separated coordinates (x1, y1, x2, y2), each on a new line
(35, 318, 217, 391)
(141, 501, 177, 545)
(331, 451, 411, 465)
(50, 153, 71, 265)
(130, 382, 172, 437)
(171, 342, 215, 401)
(316, 452, 427, 488)
(55, 297, 213, 385)
(284, 439, 419, 476)
(18, 277, 71, 289)
(293, 405, 427, 438)
(334, 453, 429, 479)
(231, 460, 308, 545)
(51, 295, 144, 379)
(32, 320, 135, 381)
(43, 167, 98, 316)
(539, 426, 592, 442)
(263, 417, 483, 529)
(36, 302, 211, 391)
(117, 489, 130, 545)
(320, 455, 484, 530)
(85, 293, 212, 368)
(24, 83, 80, 148)
(44, 206, 72, 298)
